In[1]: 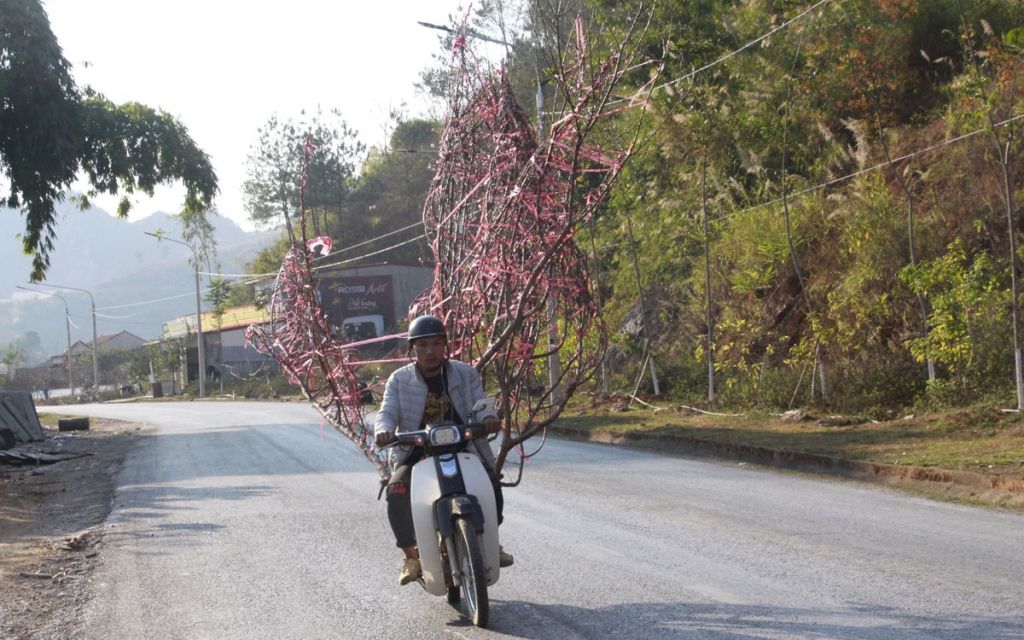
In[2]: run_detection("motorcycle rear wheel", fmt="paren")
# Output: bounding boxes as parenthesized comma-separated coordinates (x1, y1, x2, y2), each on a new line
(455, 517, 489, 627)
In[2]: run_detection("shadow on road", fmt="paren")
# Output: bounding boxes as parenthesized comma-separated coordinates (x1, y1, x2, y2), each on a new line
(123, 421, 379, 482)
(483, 600, 1024, 639)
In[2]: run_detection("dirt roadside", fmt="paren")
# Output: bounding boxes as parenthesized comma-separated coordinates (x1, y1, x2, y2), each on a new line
(0, 418, 147, 640)
(0, 412, 1020, 639)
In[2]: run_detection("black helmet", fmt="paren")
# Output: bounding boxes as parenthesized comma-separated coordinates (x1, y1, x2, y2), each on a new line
(408, 315, 447, 343)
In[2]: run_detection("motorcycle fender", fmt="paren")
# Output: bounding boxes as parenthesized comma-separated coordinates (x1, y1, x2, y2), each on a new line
(435, 495, 485, 538)
(411, 452, 500, 595)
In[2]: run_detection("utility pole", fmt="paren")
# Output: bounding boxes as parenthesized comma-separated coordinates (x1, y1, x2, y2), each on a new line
(18, 287, 73, 396)
(146, 232, 205, 397)
(33, 283, 98, 391)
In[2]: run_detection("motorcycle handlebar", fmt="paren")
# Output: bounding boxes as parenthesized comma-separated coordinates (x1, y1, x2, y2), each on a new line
(382, 422, 488, 449)
(462, 422, 488, 440)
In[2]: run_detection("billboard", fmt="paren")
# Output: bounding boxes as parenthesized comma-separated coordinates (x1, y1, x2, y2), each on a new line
(317, 274, 396, 334)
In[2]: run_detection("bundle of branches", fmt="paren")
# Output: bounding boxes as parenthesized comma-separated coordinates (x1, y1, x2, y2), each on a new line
(419, 16, 662, 483)
(247, 141, 389, 477)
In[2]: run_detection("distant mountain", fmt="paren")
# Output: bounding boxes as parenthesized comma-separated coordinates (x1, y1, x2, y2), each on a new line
(0, 196, 279, 356)
(1, 196, 264, 290)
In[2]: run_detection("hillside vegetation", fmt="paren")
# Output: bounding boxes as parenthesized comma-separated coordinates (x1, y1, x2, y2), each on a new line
(244, 0, 1024, 416)
(578, 0, 1024, 414)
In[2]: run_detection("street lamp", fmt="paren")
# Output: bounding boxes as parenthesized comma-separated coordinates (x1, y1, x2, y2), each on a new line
(31, 283, 98, 391)
(419, 20, 562, 399)
(145, 232, 205, 397)
(18, 286, 73, 397)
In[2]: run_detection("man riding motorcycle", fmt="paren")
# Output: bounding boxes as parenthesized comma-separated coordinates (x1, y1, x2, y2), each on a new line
(374, 315, 515, 585)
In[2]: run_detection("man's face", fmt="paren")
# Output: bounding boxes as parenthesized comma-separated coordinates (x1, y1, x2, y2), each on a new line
(412, 336, 446, 373)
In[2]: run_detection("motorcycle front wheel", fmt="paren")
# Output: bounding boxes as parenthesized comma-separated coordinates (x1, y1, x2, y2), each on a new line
(454, 517, 489, 628)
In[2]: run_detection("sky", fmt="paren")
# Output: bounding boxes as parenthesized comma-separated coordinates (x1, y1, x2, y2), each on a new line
(42, 0, 472, 230)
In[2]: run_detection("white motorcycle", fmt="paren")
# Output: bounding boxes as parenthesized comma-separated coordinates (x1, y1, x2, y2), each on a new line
(391, 420, 501, 628)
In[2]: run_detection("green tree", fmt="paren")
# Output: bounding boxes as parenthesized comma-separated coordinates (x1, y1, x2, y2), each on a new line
(0, 0, 219, 280)
(205, 277, 231, 377)
(1, 343, 26, 370)
(12, 330, 44, 366)
(245, 116, 440, 278)
(242, 108, 363, 242)
(205, 278, 231, 331)
(901, 239, 1008, 399)
(336, 117, 439, 265)
(119, 342, 185, 387)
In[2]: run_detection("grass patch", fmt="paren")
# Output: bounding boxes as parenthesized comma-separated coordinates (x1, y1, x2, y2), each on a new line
(556, 395, 1024, 479)
(35, 413, 74, 428)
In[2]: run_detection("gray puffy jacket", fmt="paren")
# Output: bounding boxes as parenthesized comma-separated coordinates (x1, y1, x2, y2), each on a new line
(373, 359, 499, 473)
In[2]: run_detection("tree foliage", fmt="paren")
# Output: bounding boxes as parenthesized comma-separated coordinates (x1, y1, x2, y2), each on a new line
(0, 0, 219, 280)
(242, 108, 363, 242)
(243, 116, 439, 278)
(901, 238, 1009, 399)
(334, 118, 439, 265)
(560, 0, 1024, 411)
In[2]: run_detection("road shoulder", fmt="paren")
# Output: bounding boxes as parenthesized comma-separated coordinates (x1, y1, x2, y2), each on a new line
(551, 425, 1024, 508)
(0, 418, 147, 639)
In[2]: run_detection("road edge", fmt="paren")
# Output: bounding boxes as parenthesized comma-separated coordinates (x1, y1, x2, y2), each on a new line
(550, 426, 1024, 508)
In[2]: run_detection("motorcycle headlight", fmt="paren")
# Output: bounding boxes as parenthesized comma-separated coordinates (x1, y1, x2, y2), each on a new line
(430, 425, 460, 446)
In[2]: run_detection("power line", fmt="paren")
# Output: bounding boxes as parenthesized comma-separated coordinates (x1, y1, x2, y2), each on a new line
(91, 314, 167, 329)
(712, 112, 1024, 223)
(664, 0, 833, 90)
(200, 222, 428, 279)
(608, 0, 834, 108)
(200, 228, 428, 280)
(199, 270, 278, 279)
(96, 288, 209, 311)
(316, 221, 424, 258)
(312, 234, 425, 271)
(99, 230, 427, 312)
(582, 113, 1023, 251)
(94, 310, 156, 320)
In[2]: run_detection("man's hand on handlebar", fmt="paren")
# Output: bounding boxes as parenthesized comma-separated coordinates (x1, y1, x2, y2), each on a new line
(482, 417, 502, 435)
(375, 431, 396, 447)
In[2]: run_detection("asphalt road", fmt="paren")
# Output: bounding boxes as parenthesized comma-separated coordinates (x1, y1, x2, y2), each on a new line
(41, 401, 1024, 639)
